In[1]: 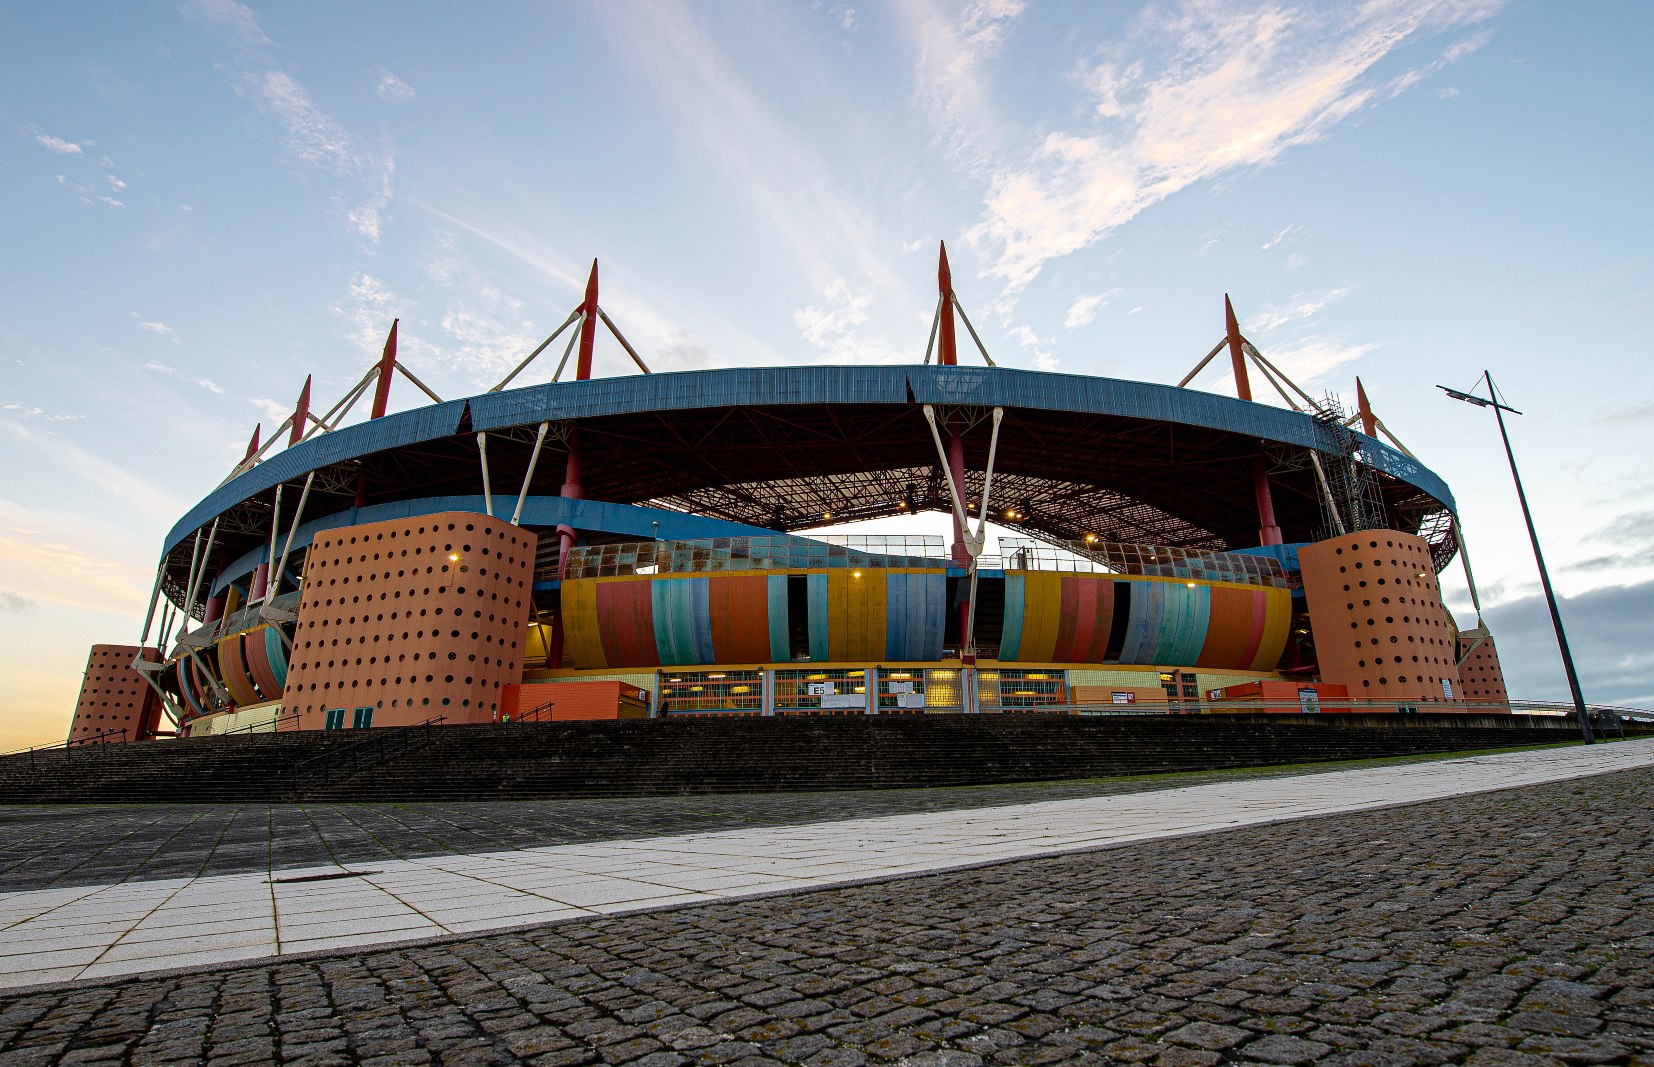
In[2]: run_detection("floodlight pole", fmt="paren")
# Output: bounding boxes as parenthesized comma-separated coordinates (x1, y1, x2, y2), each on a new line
(1440, 373, 1593, 743)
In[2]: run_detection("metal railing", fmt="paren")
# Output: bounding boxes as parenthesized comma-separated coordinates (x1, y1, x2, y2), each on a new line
(505, 701, 557, 726)
(219, 712, 303, 737)
(287, 716, 446, 790)
(0, 728, 129, 771)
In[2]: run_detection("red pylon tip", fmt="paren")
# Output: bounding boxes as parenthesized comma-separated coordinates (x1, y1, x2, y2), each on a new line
(937, 241, 953, 296)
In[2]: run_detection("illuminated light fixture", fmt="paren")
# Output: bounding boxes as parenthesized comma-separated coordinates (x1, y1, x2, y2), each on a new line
(731, 685, 751, 694)
(668, 677, 682, 682)
(853, 686, 866, 693)
(1417, 571, 1429, 578)
(449, 554, 460, 561)
(853, 570, 862, 578)
(847, 669, 864, 676)
(1186, 581, 1197, 588)
(689, 685, 704, 691)
(1026, 673, 1048, 680)
(898, 500, 909, 509)
(889, 672, 911, 679)
(822, 511, 832, 520)
(1083, 533, 1098, 543)
(807, 673, 826, 681)
(708, 673, 726, 679)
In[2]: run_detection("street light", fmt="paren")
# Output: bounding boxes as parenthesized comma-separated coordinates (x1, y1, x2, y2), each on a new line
(1438, 372, 1593, 744)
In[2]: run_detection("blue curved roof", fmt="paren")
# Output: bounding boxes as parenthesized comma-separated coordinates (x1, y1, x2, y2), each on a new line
(165, 365, 1454, 555)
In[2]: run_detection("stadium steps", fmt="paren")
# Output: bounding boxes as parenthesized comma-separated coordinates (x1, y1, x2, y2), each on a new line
(0, 715, 1605, 804)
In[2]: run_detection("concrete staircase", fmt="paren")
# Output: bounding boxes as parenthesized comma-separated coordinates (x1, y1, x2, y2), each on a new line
(0, 713, 1613, 804)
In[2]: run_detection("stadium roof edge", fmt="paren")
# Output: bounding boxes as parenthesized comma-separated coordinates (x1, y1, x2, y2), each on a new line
(164, 365, 1454, 556)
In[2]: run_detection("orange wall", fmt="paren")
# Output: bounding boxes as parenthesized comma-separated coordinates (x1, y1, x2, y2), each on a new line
(1455, 629, 1510, 706)
(1300, 531, 1462, 705)
(502, 681, 649, 721)
(70, 644, 163, 743)
(282, 512, 534, 728)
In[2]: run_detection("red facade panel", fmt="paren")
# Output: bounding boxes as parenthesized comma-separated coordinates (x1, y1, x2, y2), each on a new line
(596, 580, 660, 668)
(709, 575, 771, 664)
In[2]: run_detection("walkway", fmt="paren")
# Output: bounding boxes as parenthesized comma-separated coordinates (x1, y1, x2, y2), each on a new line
(3, 739, 1651, 991)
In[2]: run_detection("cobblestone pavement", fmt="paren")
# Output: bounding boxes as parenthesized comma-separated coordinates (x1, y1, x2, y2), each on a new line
(1, 766, 1649, 1064)
(0, 747, 1565, 894)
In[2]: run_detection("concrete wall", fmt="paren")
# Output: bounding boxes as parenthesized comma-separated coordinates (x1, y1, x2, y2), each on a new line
(1300, 531, 1461, 705)
(282, 512, 535, 728)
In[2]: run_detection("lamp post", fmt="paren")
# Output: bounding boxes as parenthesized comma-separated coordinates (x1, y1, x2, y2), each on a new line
(1438, 372, 1593, 744)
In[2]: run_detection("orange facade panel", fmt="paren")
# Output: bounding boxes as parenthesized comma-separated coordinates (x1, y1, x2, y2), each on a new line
(1300, 531, 1462, 705)
(1207, 680, 1350, 714)
(502, 681, 649, 721)
(709, 575, 771, 664)
(70, 644, 163, 743)
(1455, 628, 1510, 706)
(282, 512, 535, 728)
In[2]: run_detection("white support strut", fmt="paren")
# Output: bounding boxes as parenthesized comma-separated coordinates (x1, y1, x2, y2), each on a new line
(511, 422, 551, 526)
(490, 309, 582, 393)
(551, 315, 585, 382)
(263, 483, 284, 602)
(265, 470, 315, 619)
(921, 405, 1005, 658)
(478, 432, 494, 517)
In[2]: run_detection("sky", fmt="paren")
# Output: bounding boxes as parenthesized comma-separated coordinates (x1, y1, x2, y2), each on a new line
(2, 0, 1651, 749)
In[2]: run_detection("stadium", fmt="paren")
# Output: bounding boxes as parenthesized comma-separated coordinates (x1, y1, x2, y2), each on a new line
(66, 247, 1511, 743)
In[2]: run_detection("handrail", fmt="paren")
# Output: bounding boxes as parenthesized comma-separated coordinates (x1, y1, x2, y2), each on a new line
(507, 700, 557, 725)
(0, 728, 129, 771)
(219, 712, 303, 736)
(287, 716, 446, 791)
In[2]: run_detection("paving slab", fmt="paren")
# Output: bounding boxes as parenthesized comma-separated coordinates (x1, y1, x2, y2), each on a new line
(0, 742, 1588, 894)
(0, 749, 1651, 1063)
(0, 738, 1649, 995)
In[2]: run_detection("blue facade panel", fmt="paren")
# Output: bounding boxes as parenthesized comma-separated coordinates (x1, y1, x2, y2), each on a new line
(806, 574, 829, 661)
(767, 575, 791, 661)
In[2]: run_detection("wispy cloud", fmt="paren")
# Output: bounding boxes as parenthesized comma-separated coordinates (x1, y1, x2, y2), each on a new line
(1262, 223, 1302, 250)
(899, 0, 1024, 165)
(1064, 289, 1124, 329)
(1, 400, 84, 423)
(591, 0, 902, 356)
(1249, 288, 1350, 333)
(1591, 401, 1654, 427)
(135, 318, 178, 341)
(793, 278, 912, 364)
(376, 71, 415, 103)
(0, 424, 181, 528)
(1254, 336, 1378, 385)
(967, 0, 1503, 299)
(250, 397, 293, 423)
(189, 0, 394, 245)
(330, 273, 403, 362)
(0, 501, 155, 616)
(184, 0, 272, 50)
(142, 359, 223, 394)
(34, 133, 86, 156)
(1566, 508, 1654, 574)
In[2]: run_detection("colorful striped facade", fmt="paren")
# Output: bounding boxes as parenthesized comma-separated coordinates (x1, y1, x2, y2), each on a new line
(562, 569, 948, 670)
(999, 573, 1290, 673)
(560, 567, 1285, 673)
